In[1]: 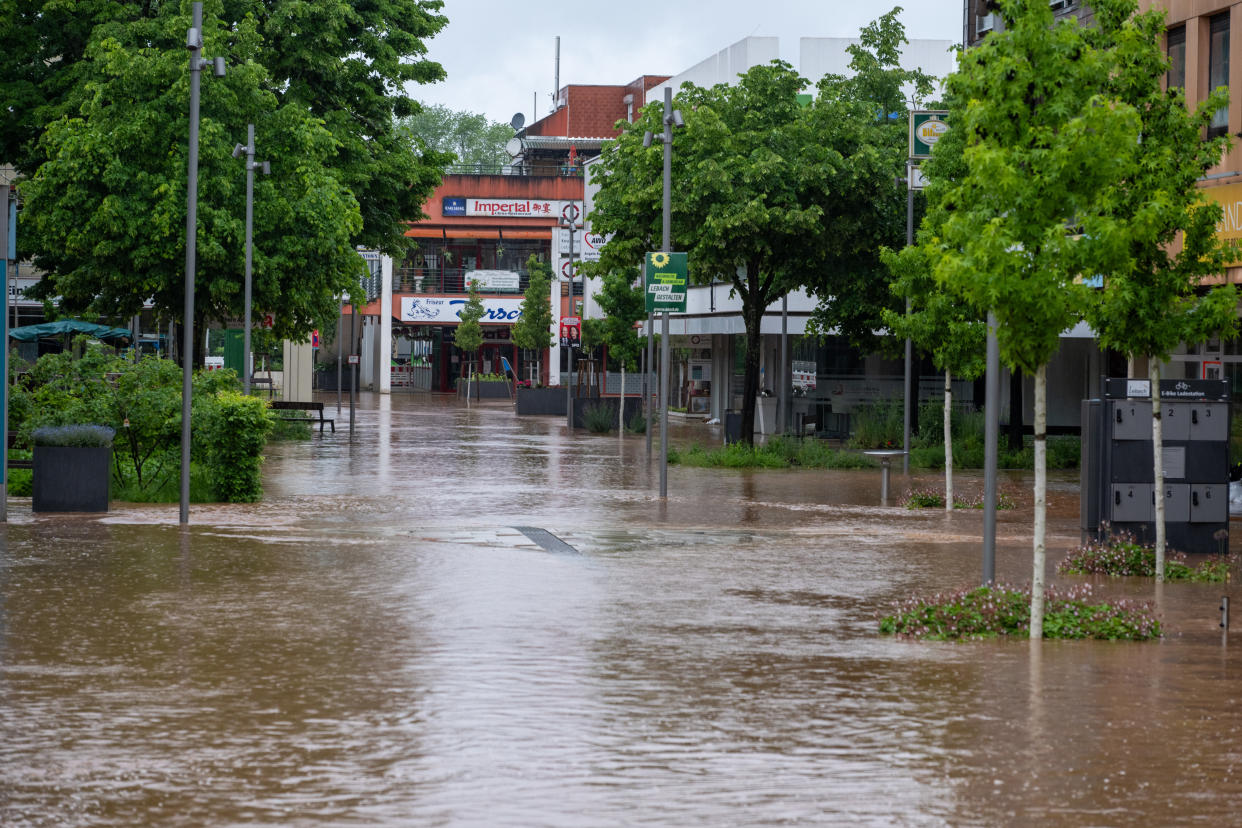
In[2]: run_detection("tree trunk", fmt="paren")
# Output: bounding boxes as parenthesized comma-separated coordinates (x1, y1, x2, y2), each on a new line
(1151, 359, 1165, 582)
(739, 304, 763, 445)
(944, 369, 954, 513)
(1029, 363, 1048, 640)
(1008, 367, 1024, 451)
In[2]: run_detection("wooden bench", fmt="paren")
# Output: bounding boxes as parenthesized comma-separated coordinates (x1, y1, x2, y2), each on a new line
(270, 400, 335, 433)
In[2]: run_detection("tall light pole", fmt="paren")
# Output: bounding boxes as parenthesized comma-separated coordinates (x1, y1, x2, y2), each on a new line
(181, 2, 225, 525)
(233, 124, 269, 397)
(564, 206, 577, 431)
(644, 87, 684, 499)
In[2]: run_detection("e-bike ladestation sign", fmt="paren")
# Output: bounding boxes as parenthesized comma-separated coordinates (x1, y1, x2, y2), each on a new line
(644, 251, 688, 313)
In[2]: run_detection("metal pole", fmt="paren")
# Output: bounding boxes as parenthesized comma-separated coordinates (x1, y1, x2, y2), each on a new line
(1, 185, 10, 524)
(243, 123, 254, 396)
(567, 213, 575, 431)
(180, 3, 204, 526)
(983, 311, 999, 584)
(903, 177, 914, 474)
(659, 87, 673, 499)
(779, 295, 788, 435)
(645, 311, 653, 458)
(349, 303, 357, 433)
(336, 306, 343, 413)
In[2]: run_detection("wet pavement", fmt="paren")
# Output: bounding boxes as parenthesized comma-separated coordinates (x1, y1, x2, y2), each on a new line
(2, 392, 1240, 826)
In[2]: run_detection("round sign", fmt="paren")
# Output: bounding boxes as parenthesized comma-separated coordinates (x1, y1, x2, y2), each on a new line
(918, 119, 948, 145)
(561, 203, 580, 223)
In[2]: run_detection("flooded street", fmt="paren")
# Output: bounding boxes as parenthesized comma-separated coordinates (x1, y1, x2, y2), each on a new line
(3, 393, 1240, 825)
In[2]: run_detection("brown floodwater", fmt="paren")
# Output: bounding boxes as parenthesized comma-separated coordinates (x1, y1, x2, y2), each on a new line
(2, 392, 1240, 825)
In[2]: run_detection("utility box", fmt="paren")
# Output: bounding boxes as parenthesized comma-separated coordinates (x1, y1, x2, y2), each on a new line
(1081, 378, 1230, 554)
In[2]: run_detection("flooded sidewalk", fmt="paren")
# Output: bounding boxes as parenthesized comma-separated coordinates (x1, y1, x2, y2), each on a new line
(1, 392, 1239, 825)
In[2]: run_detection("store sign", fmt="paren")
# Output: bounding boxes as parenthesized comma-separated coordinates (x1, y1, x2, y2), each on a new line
(440, 198, 582, 222)
(643, 251, 688, 313)
(909, 110, 949, 159)
(400, 296, 523, 324)
(1203, 181, 1242, 265)
(465, 270, 521, 291)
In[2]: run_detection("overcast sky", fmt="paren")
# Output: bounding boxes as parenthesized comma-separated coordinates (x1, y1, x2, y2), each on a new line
(413, 0, 965, 127)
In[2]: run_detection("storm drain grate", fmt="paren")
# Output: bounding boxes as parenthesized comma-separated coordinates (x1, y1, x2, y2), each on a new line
(512, 527, 580, 555)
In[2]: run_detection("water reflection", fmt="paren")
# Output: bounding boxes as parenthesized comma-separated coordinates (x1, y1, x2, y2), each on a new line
(1, 393, 1239, 825)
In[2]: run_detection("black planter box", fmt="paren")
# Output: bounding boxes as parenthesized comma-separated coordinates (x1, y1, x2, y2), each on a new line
(33, 445, 111, 512)
(516, 387, 567, 415)
(457, 380, 512, 399)
(573, 397, 623, 430)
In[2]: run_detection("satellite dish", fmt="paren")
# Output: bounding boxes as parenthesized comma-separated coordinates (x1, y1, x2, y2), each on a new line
(505, 137, 522, 157)
(510, 112, 526, 131)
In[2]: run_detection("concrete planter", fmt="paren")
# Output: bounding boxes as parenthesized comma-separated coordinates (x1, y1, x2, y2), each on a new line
(457, 380, 512, 400)
(516, 387, 567, 415)
(33, 445, 111, 512)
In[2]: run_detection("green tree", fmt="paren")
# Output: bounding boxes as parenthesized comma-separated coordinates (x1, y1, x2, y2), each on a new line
(591, 267, 647, 427)
(883, 244, 985, 511)
(925, 0, 1151, 637)
(455, 278, 485, 390)
(1083, 6, 1238, 580)
(511, 255, 555, 384)
(3, 1, 451, 353)
(806, 8, 936, 352)
(401, 104, 515, 168)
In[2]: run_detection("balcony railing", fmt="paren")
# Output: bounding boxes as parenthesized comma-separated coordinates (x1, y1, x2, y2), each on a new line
(395, 267, 531, 295)
(444, 162, 584, 178)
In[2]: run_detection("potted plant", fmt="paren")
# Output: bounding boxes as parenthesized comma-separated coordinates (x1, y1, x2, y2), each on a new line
(32, 424, 115, 512)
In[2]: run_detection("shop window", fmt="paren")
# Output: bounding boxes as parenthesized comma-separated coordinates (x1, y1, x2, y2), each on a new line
(1209, 13, 1229, 138)
(1167, 25, 1185, 90)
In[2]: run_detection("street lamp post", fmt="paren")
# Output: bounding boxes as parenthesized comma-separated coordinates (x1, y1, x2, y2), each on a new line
(564, 207, 576, 431)
(644, 87, 684, 499)
(233, 124, 269, 397)
(181, 2, 225, 525)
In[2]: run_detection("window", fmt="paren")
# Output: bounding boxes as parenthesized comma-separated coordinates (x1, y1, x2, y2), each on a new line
(1167, 25, 1186, 90)
(1209, 13, 1230, 137)
(976, 12, 995, 35)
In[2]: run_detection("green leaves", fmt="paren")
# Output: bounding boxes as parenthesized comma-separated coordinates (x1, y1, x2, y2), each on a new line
(454, 279, 485, 356)
(511, 256, 555, 353)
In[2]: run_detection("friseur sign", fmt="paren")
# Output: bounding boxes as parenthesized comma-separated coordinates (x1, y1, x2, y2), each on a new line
(644, 251, 688, 313)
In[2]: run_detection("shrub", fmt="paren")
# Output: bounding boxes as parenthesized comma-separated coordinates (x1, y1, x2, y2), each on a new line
(32, 424, 115, 447)
(582, 403, 615, 434)
(668, 437, 877, 469)
(878, 583, 1161, 640)
(1058, 529, 1236, 582)
(626, 413, 647, 434)
(901, 487, 1017, 510)
(200, 392, 272, 502)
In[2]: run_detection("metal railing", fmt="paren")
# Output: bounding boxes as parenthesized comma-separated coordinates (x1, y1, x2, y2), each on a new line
(394, 267, 532, 295)
(444, 162, 584, 178)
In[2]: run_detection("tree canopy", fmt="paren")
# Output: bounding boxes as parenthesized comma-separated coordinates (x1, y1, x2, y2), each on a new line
(591, 11, 927, 442)
(400, 104, 515, 168)
(3, 0, 452, 345)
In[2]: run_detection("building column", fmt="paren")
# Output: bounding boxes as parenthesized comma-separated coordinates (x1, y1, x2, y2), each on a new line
(378, 255, 393, 393)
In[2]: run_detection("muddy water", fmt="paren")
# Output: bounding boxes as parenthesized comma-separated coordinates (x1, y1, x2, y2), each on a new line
(2, 393, 1240, 825)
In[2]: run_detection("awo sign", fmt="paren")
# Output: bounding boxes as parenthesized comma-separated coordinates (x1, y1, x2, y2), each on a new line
(557, 229, 609, 262)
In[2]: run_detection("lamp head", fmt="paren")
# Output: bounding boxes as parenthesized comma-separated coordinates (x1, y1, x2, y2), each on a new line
(642, 131, 654, 148)
(212, 57, 226, 77)
(232, 144, 246, 158)
(670, 110, 685, 128)
(186, 27, 201, 50)
(260, 161, 270, 175)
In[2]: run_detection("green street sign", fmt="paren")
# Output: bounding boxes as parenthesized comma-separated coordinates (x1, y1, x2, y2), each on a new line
(644, 251, 688, 313)
(909, 110, 949, 159)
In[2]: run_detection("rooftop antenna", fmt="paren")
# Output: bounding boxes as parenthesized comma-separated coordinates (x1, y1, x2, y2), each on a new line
(554, 35, 560, 112)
